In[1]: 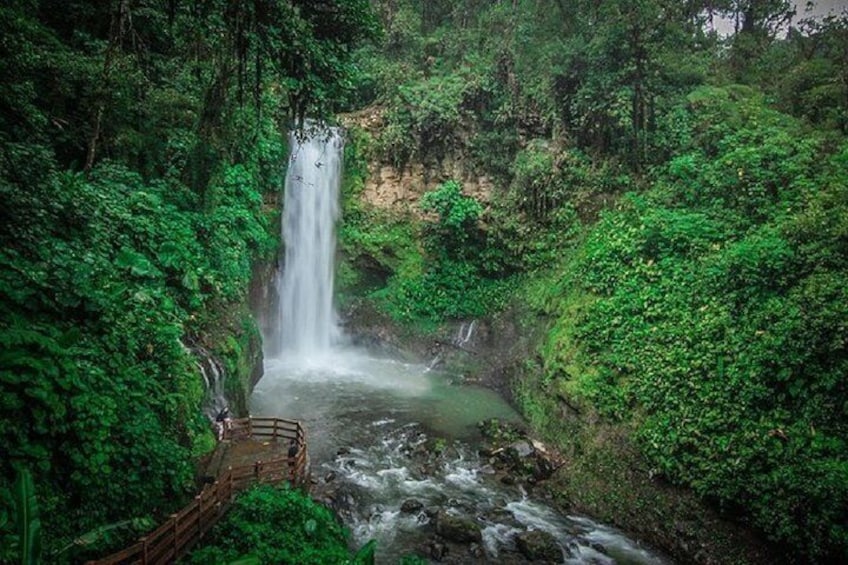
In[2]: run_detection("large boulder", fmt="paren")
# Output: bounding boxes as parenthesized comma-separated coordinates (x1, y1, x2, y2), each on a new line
(514, 530, 562, 562)
(435, 511, 483, 544)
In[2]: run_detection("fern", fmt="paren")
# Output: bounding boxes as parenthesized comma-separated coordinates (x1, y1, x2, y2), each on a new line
(14, 469, 42, 565)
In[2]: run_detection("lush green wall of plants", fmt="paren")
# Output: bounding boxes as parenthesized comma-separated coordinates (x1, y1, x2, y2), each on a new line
(0, 0, 378, 560)
(338, 2, 848, 561)
(531, 87, 847, 559)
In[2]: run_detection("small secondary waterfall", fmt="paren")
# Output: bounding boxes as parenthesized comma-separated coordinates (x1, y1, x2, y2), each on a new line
(196, 347, 227, 418)
(181, 340, 228, 420)
(454, 319, 477, 348)
(271, 126, 344, 359)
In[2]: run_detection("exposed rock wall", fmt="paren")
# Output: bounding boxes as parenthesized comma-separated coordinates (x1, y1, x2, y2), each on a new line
(363, 158, 494, 213)
(341, 107, 494, 215)
(203, 191, 280, 418)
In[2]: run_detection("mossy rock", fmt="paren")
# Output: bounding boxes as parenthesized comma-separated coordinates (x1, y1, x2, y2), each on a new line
(514, 530, 561, 562)
(435, 511, 482, 544)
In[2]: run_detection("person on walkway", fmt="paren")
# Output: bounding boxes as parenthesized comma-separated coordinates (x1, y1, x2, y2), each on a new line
(287, 439, 300, 483)
(215, 407, 231, 441)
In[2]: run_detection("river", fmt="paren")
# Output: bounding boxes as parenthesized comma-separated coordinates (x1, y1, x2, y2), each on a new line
(250, 347, 671, 564)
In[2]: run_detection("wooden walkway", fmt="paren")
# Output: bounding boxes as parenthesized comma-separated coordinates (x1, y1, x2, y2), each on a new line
(88, 417, 309, 565)
(204, 434, 295, 479)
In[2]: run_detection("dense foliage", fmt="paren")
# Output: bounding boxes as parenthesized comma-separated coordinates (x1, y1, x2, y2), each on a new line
(2, 0, 847, 562)
(0, 0, 377, 560)
(536, 86, 847, 558)
(185, 485, 352, 565)
(339, 1, 848, 561)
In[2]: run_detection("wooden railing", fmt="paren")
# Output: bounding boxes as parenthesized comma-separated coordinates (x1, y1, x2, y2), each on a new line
(88, 417, 308, 565)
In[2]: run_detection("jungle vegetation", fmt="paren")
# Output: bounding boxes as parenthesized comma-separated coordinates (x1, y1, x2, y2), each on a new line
(1, 0, 846, 563)
(337, 1, 848, 562)
(0, 0, 376, 561)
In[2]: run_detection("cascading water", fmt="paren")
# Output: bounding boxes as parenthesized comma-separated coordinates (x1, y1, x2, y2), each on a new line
(455, 320, 477, 348)
(270, 125, 344, 360)
(182, 340, 228, 420)
(254, 126, 672, 563)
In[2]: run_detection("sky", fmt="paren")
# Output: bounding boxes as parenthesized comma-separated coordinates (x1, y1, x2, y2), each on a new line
(710, 0, 847, 36)
(793, 0, 847, 19)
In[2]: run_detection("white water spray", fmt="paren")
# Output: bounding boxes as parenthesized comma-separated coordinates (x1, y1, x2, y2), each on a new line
(273, 125, 344, 359)
(454, 320, 477, 348)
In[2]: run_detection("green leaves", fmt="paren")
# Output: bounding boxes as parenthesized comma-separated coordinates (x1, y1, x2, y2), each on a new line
(228, 556, 260, 565)
(531, 91, 848, 559)
(13, 469, 42, 565)
(115, 248, 158, 278)
(350, 539, 377, 565)
(0, 85, 282, 565)
(421, 180, 482, 245)
(187, 485, 353, 565)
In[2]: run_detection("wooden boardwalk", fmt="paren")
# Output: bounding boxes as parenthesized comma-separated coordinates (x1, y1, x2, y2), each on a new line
(88, 417, 308, 565)
(204, 435, 296, 479)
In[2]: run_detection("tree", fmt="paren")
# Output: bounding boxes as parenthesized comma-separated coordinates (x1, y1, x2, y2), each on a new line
(721, 0, 796, 77)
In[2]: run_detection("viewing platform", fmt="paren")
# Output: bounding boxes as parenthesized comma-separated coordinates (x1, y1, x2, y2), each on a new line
(88, 417, 308, 565)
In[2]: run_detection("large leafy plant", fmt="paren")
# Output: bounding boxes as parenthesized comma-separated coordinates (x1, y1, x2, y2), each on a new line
(186, 484, 363, 565)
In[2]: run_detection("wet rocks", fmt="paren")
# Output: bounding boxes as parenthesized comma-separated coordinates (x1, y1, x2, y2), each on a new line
(500, 474, 517, 485)
(509, 440, 534, 458)
(320, 422, 585, 563)
(435, 511, 483, 544)
(428, 539, 449, 560)
(401, 498, 424, 514)
(314, 483, 357, 522)
(478, 418, 564, 488)
(514, 530, 562, 562)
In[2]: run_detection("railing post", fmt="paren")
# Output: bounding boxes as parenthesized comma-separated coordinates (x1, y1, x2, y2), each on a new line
(141, 536, 149, 564)
(247, 417, 253, 438)
(171, 513, 178, 561)
(196, 494, 202, 539)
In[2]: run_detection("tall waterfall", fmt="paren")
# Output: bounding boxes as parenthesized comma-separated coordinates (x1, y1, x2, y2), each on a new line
(271, 126, 343, 359)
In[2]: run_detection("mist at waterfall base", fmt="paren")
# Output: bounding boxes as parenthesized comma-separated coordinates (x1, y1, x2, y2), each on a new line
(251, 127, 669, 564)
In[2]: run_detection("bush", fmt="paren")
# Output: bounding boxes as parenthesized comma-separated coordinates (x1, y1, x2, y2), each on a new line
(535, 93, 848, 559)
(185, 485, 351, 565)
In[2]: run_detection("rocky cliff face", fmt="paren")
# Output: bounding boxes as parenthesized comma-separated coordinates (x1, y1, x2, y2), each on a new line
(341, 107, 494, 214)
(363, 158, 494, 212)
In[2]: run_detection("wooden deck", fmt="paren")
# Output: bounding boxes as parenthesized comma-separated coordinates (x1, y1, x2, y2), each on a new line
(204, 435, 300, 478)
(88, 417, 308, 565)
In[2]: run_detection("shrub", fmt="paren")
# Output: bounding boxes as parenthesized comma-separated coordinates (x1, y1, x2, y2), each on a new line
(185, 485, 351, 565)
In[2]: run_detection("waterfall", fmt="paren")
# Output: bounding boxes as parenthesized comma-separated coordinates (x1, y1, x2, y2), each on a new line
(197, 349, 227, 418)
(271, 125, 344, 360)
(182, 340, 228, 420)
(454, 320, 477, 348)
(425, 320, 478, 371)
